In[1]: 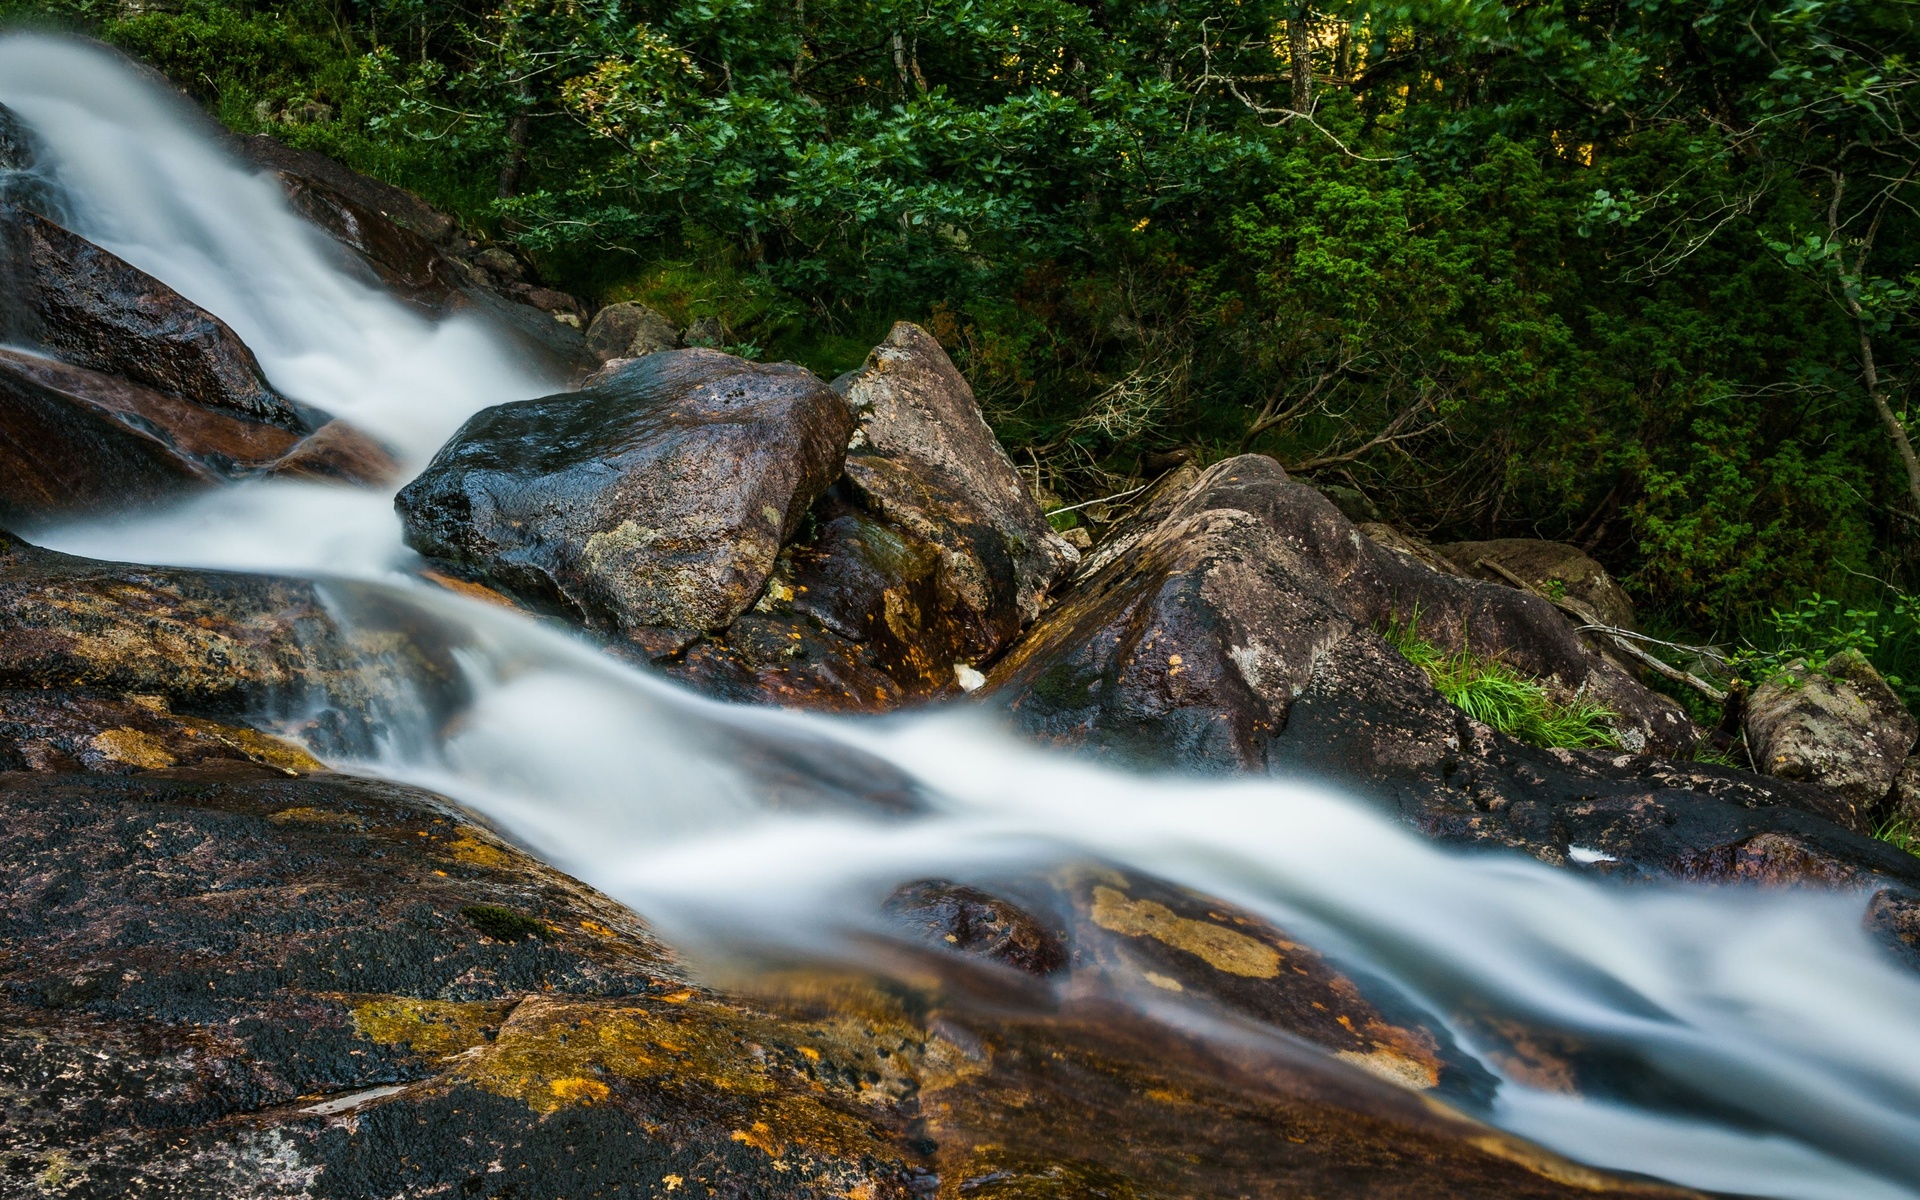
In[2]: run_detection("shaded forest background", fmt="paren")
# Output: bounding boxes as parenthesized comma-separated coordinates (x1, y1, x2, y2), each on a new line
(6, 0, 1920, 682)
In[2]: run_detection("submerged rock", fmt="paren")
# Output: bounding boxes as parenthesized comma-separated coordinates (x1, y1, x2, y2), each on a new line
(1745, 650, 1918, 830)
(397, 349, 855, 656)
(0, 204, 305, 430)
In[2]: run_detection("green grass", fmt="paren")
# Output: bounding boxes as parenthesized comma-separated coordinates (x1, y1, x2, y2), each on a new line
(1874, 811, 1920, 857)
(1385, 617, 1621, 750)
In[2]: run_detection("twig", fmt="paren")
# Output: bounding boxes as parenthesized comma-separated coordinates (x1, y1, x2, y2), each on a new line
(1047, 485, 1149, 517)
(1472, 558, 1729, 702)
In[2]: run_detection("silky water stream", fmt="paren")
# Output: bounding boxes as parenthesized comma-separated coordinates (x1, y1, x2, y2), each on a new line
(4, 32, 1919, 1200)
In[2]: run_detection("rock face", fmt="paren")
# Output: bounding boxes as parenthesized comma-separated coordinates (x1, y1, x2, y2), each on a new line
(1745, 650, 1919, 829)
(989, 455, 1693, 771)
(397, 349, 855, 655)
(0, 764, 1711, 1199)
(1437, 537, 1638, 630)
(0, 204, 305, 431)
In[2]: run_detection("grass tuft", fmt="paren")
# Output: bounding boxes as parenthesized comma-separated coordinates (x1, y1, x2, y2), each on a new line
(1385, 617, 1620, 750)
(1874, 811, 1920, 858)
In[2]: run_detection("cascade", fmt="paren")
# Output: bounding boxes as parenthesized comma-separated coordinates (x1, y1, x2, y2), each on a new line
(4, 33, 1918, 1199)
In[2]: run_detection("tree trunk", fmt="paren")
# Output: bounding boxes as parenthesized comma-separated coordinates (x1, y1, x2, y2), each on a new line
(1288, 8, 1314, 114)
(496, 79, 533, 201)
(1861, 323, 1920, 516)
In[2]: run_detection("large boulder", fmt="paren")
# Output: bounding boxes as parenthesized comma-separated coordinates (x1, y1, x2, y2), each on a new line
(1745, 650, 1918, 830)
(835, 322, 1076, 656)
(0, 204, 306, 430)
(1436, 537, 1638, 630)
(0, 764, 1707, 1199)
(994, 455, 1692, 762)
(664, 324, 1076, 709)
(397, 349, 855, 656)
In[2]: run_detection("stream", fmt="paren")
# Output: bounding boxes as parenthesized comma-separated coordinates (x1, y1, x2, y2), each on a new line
(4, 32, 1919, 1200)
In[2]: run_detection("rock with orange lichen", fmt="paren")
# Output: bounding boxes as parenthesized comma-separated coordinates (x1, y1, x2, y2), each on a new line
(0, 759, 1715, 1198)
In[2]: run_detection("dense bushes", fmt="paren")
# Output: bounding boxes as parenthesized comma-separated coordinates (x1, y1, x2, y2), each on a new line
(5, 0, 1919, 645)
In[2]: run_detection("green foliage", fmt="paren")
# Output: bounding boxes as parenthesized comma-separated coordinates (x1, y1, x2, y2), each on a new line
(7, 0, 1920, 639)
(1734, 592, 1920, 714)
(1384, 618, 1620, 750)
(458, 904, 550, 942)
(1873, 810, 1920, 859)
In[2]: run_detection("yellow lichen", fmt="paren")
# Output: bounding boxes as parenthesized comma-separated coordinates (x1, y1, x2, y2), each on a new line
(348, 996, 509, 1058)
(448, 836, 517, 870)
(176, 717, 326, 773)
(1335, 1047, 1441, 1091)
(550, 1076, 612, 1104)
(90, 728, 176, 769)
(268, 806, 366, 830)
(1088, 886, 1282, 978)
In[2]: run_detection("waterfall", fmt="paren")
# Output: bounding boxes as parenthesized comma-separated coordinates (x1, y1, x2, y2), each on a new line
(5, 32, 1919, 1200)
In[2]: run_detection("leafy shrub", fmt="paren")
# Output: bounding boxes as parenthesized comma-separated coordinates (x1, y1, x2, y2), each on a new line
(1384, 618, 1620, 750)
(1734, 592, 1920, 715)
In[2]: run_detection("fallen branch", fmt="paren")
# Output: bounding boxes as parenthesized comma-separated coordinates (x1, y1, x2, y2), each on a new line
(1472, 558, 1730, 703)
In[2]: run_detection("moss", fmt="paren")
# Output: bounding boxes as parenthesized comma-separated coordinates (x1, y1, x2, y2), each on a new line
(459, 904, 551, 943)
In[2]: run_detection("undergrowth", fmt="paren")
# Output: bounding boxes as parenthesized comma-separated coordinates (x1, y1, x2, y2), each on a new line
(1385, 618, 1620, 750)
(1875, 811, 1920, 858)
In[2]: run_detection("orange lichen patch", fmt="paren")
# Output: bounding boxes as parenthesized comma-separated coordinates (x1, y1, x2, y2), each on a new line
(89, 728, 177, 769)
(347, 996, 512, 1058)
(550, 1076, 611, 1105)
(579, 919, 619, 938)
(418, 569, 523, 610)
(1089, 885, 1282, 978)
(1336, 1047, 1442, 1092)
(446, 835, 517, 870)
(268, 806, 367, 830)
(173, 717, 325, 773)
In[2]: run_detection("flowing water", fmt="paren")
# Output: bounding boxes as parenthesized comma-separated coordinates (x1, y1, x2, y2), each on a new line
(5, 32, 1920, 1200)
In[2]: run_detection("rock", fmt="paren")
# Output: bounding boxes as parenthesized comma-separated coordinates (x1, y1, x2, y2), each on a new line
(0, 205, 307, 430)
(1745, 650, 1918, 829)
(1312, 480, 1381, 523)
(884, 879, 1068, 975)
(0, 100, 58, 214)
(264, 418, 401, 487)
(232, 133, 457, 245)
(0, 766, 1700, 1199)
(1891, 752, 1920, 826)
(584, 300, 681, 361)
(397, 349, 855, 655)
(988, 455, 1693, 773)
(0, 687, 321, 775)
(472, 246, 524, 281)
(834, 322, 1075, 661)
(663, 325, 1078, 710)
(1359, 521, 1471, 578)
(273, 166, 456, 304)
(0, 347, 311, 521)
(0, 530, 454, 757)
(684, 314, 726, 347)
(1437, 538, 1638, 630)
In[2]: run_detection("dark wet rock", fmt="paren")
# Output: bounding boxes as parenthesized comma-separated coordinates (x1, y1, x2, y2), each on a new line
(1744, 650, 1918, 829)
(835, 323, 1076, 660)
(1891, 752, 1920, 827)
(397, 349, 855, 656)
(232, 134, 457, 247)
(0, 205, 305, 431)
(1868, 889, 1920, 971)
(0, 347, 311, 521)
(667, 609, 919, 711)
(0, 765, 1700, 1199)
(885, 880, 1068, 975)
(586, 301, 680, 361)
(0, 531, 462, 758)
(0, 687, 321, 775)
(1437, 538, 1638, 631)
(0, 100, 58, 215)
(990, 455, 1692, 769)
(263, 418, 400, 488)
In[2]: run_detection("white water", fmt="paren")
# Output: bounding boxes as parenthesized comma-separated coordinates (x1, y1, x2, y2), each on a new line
(7, 33, 1920, 1200)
